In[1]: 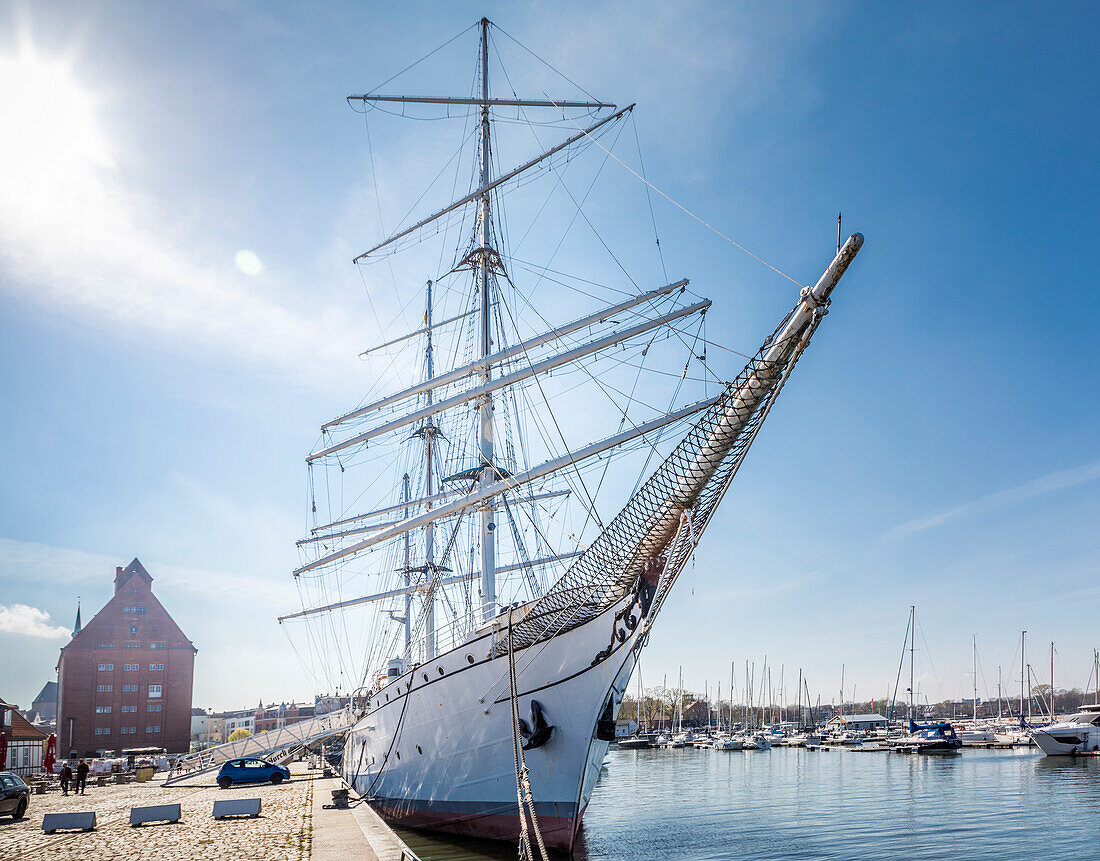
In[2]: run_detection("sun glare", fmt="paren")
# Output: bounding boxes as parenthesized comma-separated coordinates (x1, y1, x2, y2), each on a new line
(0, 39, 113, 212)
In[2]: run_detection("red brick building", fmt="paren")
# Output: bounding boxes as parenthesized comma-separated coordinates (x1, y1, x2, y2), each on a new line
(56, 559, 196, 756)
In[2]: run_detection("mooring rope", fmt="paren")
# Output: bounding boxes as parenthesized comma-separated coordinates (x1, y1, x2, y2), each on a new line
(508, 608, 550, 861)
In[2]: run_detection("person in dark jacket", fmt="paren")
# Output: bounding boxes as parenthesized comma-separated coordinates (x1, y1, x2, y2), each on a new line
(76, 759, 89, 794)
(59, 762, 73, 795)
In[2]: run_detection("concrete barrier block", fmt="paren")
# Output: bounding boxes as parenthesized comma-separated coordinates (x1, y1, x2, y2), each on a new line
(42, 812, 97, 833)
(129, 803, 181, 826)
(212, 797, 261, 820)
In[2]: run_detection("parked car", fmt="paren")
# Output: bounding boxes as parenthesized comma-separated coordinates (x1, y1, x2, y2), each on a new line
(216, 758, 289, 789)
(0, 772, 29, 819)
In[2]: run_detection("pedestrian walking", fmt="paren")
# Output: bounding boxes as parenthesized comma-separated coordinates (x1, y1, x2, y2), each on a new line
(76, 759, 89, 794)
(59, 762, 72, 795)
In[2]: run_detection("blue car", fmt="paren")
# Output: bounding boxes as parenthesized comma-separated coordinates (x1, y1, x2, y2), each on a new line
(216, 757, 290, 789)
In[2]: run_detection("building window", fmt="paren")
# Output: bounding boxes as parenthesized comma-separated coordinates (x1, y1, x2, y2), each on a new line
(123, 684, 138, 693)
(146, 704, 162, 712)
(108, 625, 115, 631)
(148, 664, 164, 671)
(96, 684, 112, 693)
(97, 663, 113, 671)
(125, 642, 140, 649)
(122, 705, 136, 713)
(148, 685, 162, 698)
(95, 706, 112, 714)
(150, 625, 158, 632)
(130, 626, 138, 635)
(95, 727, 108, 736)
(146, 725, 161, 733)
(97, 643, 114, 649)
(122, 726, 136, 734)
(150, 642, 165, 650)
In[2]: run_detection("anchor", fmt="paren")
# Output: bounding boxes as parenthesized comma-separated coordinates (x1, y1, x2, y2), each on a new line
(518, 700, 554, 750)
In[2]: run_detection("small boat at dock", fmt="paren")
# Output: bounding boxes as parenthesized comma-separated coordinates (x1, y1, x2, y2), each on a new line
(891, 721, 962, 754)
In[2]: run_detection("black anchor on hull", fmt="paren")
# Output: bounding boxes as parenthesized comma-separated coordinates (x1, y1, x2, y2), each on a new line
(518, 699, 554, 750)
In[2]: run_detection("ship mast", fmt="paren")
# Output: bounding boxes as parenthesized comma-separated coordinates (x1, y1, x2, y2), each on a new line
(476, 17, 497, 623)
(423, 279, 439, 658)
(402, 473, 411, 651)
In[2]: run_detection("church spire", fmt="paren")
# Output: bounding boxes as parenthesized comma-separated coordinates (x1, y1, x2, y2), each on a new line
(73, 598, 82, 636)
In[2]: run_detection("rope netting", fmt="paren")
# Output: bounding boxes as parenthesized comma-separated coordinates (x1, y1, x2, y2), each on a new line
(496, 301, 825, 655)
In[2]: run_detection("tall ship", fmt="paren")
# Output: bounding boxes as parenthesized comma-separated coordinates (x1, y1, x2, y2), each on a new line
(282, 18, 863, 853)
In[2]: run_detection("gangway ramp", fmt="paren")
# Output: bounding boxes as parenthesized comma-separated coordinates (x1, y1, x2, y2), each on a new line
(164, 705, 355, 785)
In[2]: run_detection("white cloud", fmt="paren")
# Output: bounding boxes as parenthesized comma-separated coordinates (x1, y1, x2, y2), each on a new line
(0, 537, 293, 608)
(883, 459, 1100, 542)
(0, 603, 71, 639)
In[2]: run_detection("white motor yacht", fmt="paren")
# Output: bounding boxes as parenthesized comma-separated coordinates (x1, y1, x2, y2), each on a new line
(1032, 705, 1100, 756)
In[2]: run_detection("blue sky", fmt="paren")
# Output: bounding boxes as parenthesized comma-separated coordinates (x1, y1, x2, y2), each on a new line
(1, 1, 1098, 715)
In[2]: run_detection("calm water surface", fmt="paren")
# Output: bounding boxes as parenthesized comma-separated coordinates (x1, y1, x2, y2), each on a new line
(396, 746, 1099, 860)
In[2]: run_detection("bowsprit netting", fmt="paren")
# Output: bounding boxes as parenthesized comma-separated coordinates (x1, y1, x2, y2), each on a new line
(499, 232, 864, 655)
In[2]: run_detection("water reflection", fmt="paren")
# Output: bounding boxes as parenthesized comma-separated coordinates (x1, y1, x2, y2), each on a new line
(396, 747, 1096, 860)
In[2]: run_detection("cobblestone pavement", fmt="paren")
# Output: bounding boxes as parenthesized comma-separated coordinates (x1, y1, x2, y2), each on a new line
(0, 763, 317, 860)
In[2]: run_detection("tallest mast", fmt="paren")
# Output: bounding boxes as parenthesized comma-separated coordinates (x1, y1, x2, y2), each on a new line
(477, 17, 497, 622)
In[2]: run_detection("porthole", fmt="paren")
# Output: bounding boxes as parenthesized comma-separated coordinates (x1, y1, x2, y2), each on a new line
(385, 694, 389, 702)
(396, 751, 400, 760)
(423, 673, 429, 682)
(416, 745, 423, 755)
(438, 666, 445, 676)
(466, 654, 474, 664)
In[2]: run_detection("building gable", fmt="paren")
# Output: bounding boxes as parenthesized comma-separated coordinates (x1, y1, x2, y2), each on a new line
(115, 557, 153, 592)
(64, 562, 194, 653)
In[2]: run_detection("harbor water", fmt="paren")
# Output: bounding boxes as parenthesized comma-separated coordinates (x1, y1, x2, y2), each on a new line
(397, 746, 1100, 860)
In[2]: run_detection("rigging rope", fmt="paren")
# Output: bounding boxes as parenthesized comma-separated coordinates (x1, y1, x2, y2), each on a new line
(507, 608, 550, 861)
(494, 31, 803, 288)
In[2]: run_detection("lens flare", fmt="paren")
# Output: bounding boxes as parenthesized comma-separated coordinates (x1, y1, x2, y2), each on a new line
(235, 249, 262, 275)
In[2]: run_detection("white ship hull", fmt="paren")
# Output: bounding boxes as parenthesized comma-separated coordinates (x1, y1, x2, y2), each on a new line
(343, 596, 642, 849)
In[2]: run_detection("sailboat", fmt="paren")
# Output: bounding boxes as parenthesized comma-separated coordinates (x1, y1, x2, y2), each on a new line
(280, 18, 863, 852)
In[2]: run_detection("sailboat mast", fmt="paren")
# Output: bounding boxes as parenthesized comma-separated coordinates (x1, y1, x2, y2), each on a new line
(909, 605, 915, 723)
(476, 16, 497, 623)
(730, 662, 735, 732)
(972, 634, 977, 721)
(677, 665, 682, 733)
(1020, 630, 1026, 721)
(797, 668, 802, 728)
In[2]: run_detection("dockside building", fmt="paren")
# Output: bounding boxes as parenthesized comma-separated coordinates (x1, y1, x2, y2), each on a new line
(56, 558, 196, 756)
